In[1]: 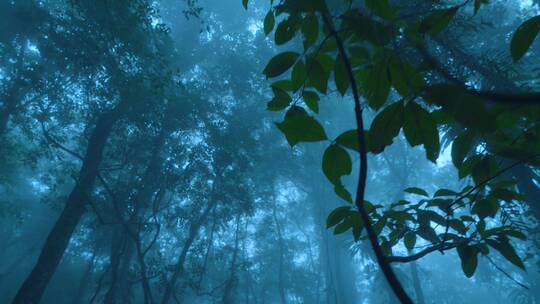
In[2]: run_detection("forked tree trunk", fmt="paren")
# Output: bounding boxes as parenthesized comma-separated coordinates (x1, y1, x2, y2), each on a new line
(222, 215, 242, 304)
(12, 102, 126, 304)
(160, 196, 217, 304)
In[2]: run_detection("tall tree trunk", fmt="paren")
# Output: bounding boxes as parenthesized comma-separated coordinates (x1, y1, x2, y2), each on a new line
(222, 215, 242, 304)
(160, 197, 217, 304)
(73, 247, 98, 303)
(272, 195, 287, 304)
(12, 102, 126, 304)
(104, 130, 168, 304)
(104, 230, 129, 304)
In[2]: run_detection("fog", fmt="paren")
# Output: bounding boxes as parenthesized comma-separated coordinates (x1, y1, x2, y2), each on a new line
(1, 1, 539, 303)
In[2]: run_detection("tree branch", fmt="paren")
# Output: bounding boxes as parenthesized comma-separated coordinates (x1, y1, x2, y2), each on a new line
(322, 13, 413, 304)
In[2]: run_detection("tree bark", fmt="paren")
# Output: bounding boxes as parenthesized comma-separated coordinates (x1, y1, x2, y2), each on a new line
(221, 215, 242, 304)
(160, 197, 217, 304)
(12, 102, 126, 304)
(271, 195, 287, 304)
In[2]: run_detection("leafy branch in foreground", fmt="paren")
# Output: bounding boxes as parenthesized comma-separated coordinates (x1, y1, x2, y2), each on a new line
(246, 0, 539, 302)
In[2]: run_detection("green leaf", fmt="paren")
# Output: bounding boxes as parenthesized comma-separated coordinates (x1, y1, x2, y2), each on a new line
(386, 210, 414, 223)
(242, 0, 248, 9)
(417, 224, 440, 244)
(348, 16, 394, 46)
(263, 52, 299, 78)
(404, 187, 429, 197)
(336, 130, 359, 151)
(334, 184, 353, 203)
(472, 199, 499, 219)
(326, 206, 351, 228)
(307, 57, 329, 93)
(323, 144, 352, 185)
(487, 237, 526, 270)
(404, 232, 416, 250)
(433, 189, 457, 197)
(334, 54, 349, 96)
(303, 91, 320, 113)
(449, 219, 467, 234)
(364, 61, 390, 110)
(365, 0, 394, 20)
(369, 101, 404, 152)
(419, 7, 458, 36)
(349, 46, 371, 67)
(302, 13, 319, 49)
(315, 54, 334, 72)
(351, 212, 364, 241)
(267, 87, 292, 111)
(275, 106, 327, 146)
(264, 11, 275, 36)
(504, 229, 527, 241)
(458, 155, 482, 179)
(457, 245, 479, 278)
(511, 15, 540, 61)
(403, 102, 440, 162)
(423, 85, 497, 133)
(471, 156, 497, 185)
(291, 61, 307, 91)
(452, 130, 475, 167)
(271, 80, 294, 92)
(275, 16, 299, 45)
(334, 221, 352, 235)
(418, 210, 446, 226)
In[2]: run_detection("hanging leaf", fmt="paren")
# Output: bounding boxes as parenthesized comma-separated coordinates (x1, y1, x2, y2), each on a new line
(365, 0, 394, 20)
(364, 61, 390, 110)
(433, 189, 457, 197)
(291, 60, 307, 91)
(487, 237, 526, 270)
(302, 13, 319, 49)
(322, 144, 352, 185)
(403, 102, 440, 162)
(275, 106, 327, 146)
(303, 91, 320, 113)
(457, 245, 479, 278)
(419, 7, 459, 36)
(267, 87, 292, 111)
(404, 232, 416, 250)
(327, 206, 351, 228)
(451, 130, 475, 167)
(263, 52, 299, 78)
(307, 57, 329, 93)
(404, 187, 429, 197)
(264, 11, 275, 36)
(336, 130, 359, 151)
(369, 101, 404, 152)
(472, 199, 500, 219)
(334, 184, 353, 203)
(334, 54, 349, 96)
(511, 15, 540, 61)
(242, 0, 248, 9)
(275, 16, 300, 45)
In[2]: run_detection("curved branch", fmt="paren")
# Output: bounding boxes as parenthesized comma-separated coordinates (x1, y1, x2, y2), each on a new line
(321, 13, 413, 304)
(387, 240, 467, 263)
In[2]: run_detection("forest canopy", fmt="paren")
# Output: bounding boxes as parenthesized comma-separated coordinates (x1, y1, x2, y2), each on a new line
(1, 0, 540, 303)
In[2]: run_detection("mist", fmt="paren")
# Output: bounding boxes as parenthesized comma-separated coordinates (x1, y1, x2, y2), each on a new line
(1, 1, 540, 303)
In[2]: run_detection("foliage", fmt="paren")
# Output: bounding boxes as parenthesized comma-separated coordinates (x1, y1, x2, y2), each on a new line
(249, 0, 540, 286)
